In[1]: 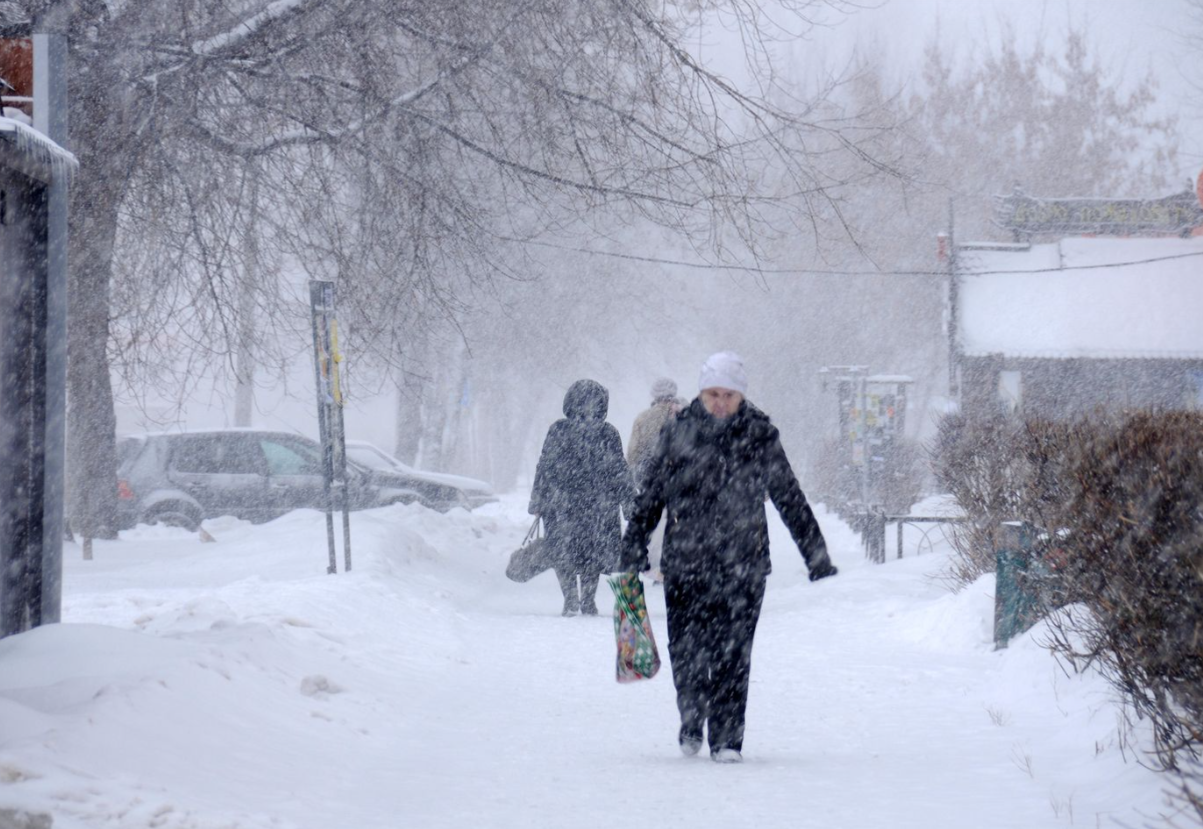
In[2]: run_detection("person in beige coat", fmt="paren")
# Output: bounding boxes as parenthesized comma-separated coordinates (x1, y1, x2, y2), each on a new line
(627, 378, 682, 579)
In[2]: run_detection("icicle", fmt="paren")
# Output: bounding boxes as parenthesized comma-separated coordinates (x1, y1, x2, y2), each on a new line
(0, 115, 78, 183)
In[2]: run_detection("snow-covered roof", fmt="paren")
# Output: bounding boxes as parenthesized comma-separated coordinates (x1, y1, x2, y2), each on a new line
(0, 115, 77, 181)
(957, 236, 1203, 360)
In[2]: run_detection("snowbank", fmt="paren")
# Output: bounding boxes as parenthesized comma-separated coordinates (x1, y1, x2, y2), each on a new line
(0, 495, 1171, 828)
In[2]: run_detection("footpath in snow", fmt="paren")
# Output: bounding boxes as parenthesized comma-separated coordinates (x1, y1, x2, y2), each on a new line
(0, 494, 1172, 828)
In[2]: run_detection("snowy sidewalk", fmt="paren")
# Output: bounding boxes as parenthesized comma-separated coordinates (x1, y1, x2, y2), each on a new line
(392, 525, 1159, 829)
(0, 496, 1170, 828)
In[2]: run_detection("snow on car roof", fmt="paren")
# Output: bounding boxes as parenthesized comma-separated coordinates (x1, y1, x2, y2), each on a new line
(125, 427, 317, 441)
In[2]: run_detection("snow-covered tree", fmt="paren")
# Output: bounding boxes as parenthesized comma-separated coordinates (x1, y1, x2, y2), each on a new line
(906, 25, 1180, 239)
(712, 22, 1182, 486)
(25, 0, 890, 533)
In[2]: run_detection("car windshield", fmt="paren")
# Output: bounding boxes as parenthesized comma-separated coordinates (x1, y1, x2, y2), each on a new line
(346, 444, 402, 472)
(260, 438, 323, 476)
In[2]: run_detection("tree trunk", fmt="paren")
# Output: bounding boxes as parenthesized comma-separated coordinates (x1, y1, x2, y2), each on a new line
(65, 46, 124, 541)
(393, 339, 427, 466)
(234, 170, 260, 427)
(66, 192, 119, 539)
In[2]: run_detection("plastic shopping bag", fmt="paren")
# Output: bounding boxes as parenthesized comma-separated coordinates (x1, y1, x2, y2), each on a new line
(607, 573, 661, 682)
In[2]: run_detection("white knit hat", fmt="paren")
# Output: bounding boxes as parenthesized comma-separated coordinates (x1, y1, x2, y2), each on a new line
(698, 351, 747, 394)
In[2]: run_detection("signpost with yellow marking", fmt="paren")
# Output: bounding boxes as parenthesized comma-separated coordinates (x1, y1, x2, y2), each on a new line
(309, 280, 352, 573)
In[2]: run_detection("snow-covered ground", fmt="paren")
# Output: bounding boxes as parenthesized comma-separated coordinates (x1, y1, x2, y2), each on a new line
(0, 494, 1172, 828)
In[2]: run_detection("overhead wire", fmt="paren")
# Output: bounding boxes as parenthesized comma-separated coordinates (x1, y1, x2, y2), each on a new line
(502, 236, 1203, 277)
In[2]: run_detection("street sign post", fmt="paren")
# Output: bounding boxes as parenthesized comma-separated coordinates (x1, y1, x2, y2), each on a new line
(309, 280, 351, 574)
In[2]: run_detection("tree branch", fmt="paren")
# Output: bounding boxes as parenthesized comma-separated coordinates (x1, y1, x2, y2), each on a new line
(190, 0, 322, 58)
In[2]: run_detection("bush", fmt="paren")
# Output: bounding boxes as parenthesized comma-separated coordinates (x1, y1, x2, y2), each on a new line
(1043, 411, 1203, 772)
(935, 408, 1203, 812)
(813, 436, 926, 518)
(878, 438, 926, 515)
(929, 413, 1026, 588)
(812, 437, 861, 514)
(930, 413, 1090, 589)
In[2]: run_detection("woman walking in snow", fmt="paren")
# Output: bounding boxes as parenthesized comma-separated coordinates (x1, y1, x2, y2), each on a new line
(626, 377, 683, 581)
(530, 379, 635, 617)
(621, 352, 837, 763)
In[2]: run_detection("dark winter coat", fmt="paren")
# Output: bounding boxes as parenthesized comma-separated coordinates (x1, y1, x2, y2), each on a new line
(530, 380, 635, 574)
(621, 397, 831, 583)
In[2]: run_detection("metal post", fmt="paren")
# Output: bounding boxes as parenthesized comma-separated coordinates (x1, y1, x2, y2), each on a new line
(0, 170, 42, 636)
(858, 377, 870, 510)
(309, 281, 337, 575)
(946, 199, 960, 402)
(329, 320, 351, 572)
(33, 31, 66, 624)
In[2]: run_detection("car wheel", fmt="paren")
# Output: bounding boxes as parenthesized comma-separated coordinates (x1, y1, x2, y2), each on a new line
(144, 506, 201, 532)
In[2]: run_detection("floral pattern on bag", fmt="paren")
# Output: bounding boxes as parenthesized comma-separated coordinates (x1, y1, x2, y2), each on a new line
(607, 573, 661, 682)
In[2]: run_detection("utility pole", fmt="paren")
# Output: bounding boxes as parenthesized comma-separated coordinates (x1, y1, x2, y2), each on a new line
(945, 199, 960, 404)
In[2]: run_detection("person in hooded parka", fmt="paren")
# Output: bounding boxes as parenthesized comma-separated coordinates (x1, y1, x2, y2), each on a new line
(530, 379, 635, 617)
(621, 352, 838, 763)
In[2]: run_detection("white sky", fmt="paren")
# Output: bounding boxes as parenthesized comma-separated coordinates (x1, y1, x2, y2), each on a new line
(771, 0, 1203, 183)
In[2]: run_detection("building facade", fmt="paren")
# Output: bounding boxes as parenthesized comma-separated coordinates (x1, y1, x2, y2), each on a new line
(951, 188, 1203, 421)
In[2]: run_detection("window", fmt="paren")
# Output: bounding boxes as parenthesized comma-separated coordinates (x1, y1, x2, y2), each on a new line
(998, 370, 1023, 414)
(116, 437, 144, 466)
(170, 437, 223, 474)
(170, 435, 264, 475)
(261, 439, 324, 477)
(1191, 370, 1203, 410)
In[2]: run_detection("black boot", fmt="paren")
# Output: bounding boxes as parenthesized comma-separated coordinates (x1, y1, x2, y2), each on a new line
(556, 569, 580, 617)
(679, 723, 703, 757)
(579, 572, 601, 615)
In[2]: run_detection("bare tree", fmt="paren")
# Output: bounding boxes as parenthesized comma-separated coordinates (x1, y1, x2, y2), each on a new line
(734, 25, 1183, 477)
(906, 25, 1180, 239)
(31, 0, 893, 533)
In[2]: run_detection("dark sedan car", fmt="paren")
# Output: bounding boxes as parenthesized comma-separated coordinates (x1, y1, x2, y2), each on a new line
(344, 440, 497, 512)
(113, 429, 420, 531)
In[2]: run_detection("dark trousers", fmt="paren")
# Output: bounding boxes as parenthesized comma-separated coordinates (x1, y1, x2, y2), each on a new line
(545, 512, 607, 614)
(555, 567, 601, 612)
(664, 572, 766, 752)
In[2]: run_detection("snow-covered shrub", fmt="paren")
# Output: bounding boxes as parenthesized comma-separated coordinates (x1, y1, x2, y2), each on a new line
(1043, 411, 1203, 772)
(812, 437, 861, 516)
(929, 413, 1027, 588)
(931, 413, 1086, 590)
(813, 437, 925, 517)
(936, 407, 1203, 798)
(879, 439, 927, 516)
